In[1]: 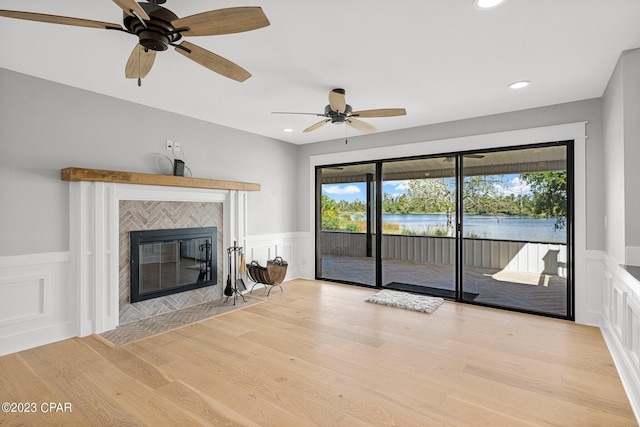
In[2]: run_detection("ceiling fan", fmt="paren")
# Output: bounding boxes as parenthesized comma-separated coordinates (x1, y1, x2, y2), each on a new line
(0, 0, 270, 84)
(273, 88, 407, 133)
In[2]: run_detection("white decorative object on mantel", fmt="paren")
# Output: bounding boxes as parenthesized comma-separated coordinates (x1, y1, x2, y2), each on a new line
(68, 180, 249, 336)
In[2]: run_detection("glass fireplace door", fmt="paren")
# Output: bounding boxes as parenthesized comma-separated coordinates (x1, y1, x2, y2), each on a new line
(131, 227, 217, 302)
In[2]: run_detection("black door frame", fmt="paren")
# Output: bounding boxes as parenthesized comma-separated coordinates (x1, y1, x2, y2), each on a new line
(315, 141, 575, 321)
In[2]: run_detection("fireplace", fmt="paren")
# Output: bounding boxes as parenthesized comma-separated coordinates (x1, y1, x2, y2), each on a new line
(130, 227, 218, 302)
(66, 172, 253, 336)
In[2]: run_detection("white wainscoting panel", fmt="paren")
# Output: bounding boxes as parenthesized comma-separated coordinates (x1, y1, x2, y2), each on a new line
(0, 274, 48, 326)
(627, 297, 640, 371)
(601, 254, 640, 422)
(244, 233, 305, 283)
(295, 232, 315, 279)
(0, 252, 74, 356)
(249, 246, 272, 265)
(577, 250, 605, 326)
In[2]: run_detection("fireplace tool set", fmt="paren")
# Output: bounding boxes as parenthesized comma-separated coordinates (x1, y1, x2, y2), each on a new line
(224, 241, 288, 302)
(224, 242, 246, 305)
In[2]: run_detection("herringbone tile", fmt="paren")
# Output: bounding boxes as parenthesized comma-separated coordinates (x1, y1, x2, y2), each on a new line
(101, 296, 261, 345)
(118, 200, 223, 323)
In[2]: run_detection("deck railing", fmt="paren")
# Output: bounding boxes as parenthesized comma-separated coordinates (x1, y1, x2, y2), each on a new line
(321, 231, 567, 277)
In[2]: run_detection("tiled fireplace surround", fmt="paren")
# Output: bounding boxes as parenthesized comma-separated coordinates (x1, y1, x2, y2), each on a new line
(118, 200, 224, 324)
(70, 181, 247, 336)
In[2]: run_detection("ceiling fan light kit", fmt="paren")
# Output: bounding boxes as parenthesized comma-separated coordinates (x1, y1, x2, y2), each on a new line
(326, 104, 352, 125)
(123, 3, 181, 52)
(0, 1, 270, 84)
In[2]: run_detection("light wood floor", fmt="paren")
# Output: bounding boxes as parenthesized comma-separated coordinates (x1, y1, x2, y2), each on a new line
(0, 279, 635, 426)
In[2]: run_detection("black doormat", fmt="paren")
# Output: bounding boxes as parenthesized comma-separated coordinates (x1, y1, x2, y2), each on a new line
(384, 282, 478, 301)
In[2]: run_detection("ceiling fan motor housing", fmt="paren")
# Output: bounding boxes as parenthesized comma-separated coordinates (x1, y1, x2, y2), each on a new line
(325, 104, 352, 124)
(123, 3, 182, 51)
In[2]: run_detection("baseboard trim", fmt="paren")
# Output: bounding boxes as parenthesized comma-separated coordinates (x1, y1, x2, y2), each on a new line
(0, 321, 76, 357)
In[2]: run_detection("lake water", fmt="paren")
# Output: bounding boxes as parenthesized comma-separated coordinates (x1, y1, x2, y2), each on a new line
(382, 214, 566, 243)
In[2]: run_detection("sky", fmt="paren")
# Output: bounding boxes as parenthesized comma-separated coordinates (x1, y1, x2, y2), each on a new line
(322, 174, 532, 203)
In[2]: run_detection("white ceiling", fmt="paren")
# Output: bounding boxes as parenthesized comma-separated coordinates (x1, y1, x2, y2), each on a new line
(1, 0, 639, 145)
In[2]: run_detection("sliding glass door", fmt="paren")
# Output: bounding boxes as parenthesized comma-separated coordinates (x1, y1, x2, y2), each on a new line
(381, 157, 457, 298)
(316, 163, 377, 286)
(316, 142, 573, 319)
(460, 145, 570, 316)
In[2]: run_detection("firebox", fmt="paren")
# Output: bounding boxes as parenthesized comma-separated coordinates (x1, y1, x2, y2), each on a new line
(130, 227, 218, 302)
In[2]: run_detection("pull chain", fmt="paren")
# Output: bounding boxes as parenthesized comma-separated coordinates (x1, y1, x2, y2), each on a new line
(137, 45, 142, 87)
(345, 121, 348, 144)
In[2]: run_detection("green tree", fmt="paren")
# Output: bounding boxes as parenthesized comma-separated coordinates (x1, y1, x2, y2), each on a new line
(463, 175, 500, 214)
(522, 172, 567, 229)
(406, 178, 456, 235)
(405, 176, 505, 235)
(321, 194, 340, 229)
(383, 193, 410, 214)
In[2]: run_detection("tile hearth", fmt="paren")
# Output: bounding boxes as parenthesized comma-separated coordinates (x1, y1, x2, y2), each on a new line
(100, 295, 263, 345)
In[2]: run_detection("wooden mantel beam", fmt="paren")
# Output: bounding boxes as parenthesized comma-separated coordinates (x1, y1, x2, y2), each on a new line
(61, 167, 260, 191)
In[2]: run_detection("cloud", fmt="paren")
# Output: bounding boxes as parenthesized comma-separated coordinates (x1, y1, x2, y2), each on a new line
(495, 176, 531, 195)
(384, 180, 410, 190)
(323, 185, 361, 195)
(395, 182, 410, 191)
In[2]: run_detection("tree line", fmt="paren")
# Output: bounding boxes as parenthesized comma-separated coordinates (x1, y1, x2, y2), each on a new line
(322, 172, 567, 233)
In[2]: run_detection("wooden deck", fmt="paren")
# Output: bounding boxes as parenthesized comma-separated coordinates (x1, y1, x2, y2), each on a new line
(0, 279, 633, 426)
(321, 255, 568, 316)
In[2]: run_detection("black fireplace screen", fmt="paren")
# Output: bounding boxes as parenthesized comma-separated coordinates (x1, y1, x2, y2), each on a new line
(130, 227, 217, 302)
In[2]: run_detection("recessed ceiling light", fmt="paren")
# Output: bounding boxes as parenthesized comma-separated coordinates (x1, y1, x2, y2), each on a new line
(473, 0, 507, 10)
(282, 128, 294, 132)
(508, 80, 531, 89)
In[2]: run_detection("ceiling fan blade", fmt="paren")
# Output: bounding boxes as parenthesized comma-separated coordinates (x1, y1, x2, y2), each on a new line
(112, 0, 150, 21)
(0, 10, 123, 30)
(304, 120, 330, 133)
(272, 112, 325, 116)
(351, 108, 407, 118)
(125, 45, 156, 79)
(329, 89, 346, 114)
(175, 41, 251, 82)
(172, 7, 270, 37)
(347, 118, 376, 134)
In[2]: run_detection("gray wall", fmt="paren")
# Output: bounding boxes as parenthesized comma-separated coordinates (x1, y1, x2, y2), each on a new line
(603, 52, 627, 262)
(1, 65, 624, 257)
(602, 48, 640, 263)
(297, 98, 605, 251)
(623, 49, 640, 251)
(0, 68, 298, 256)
